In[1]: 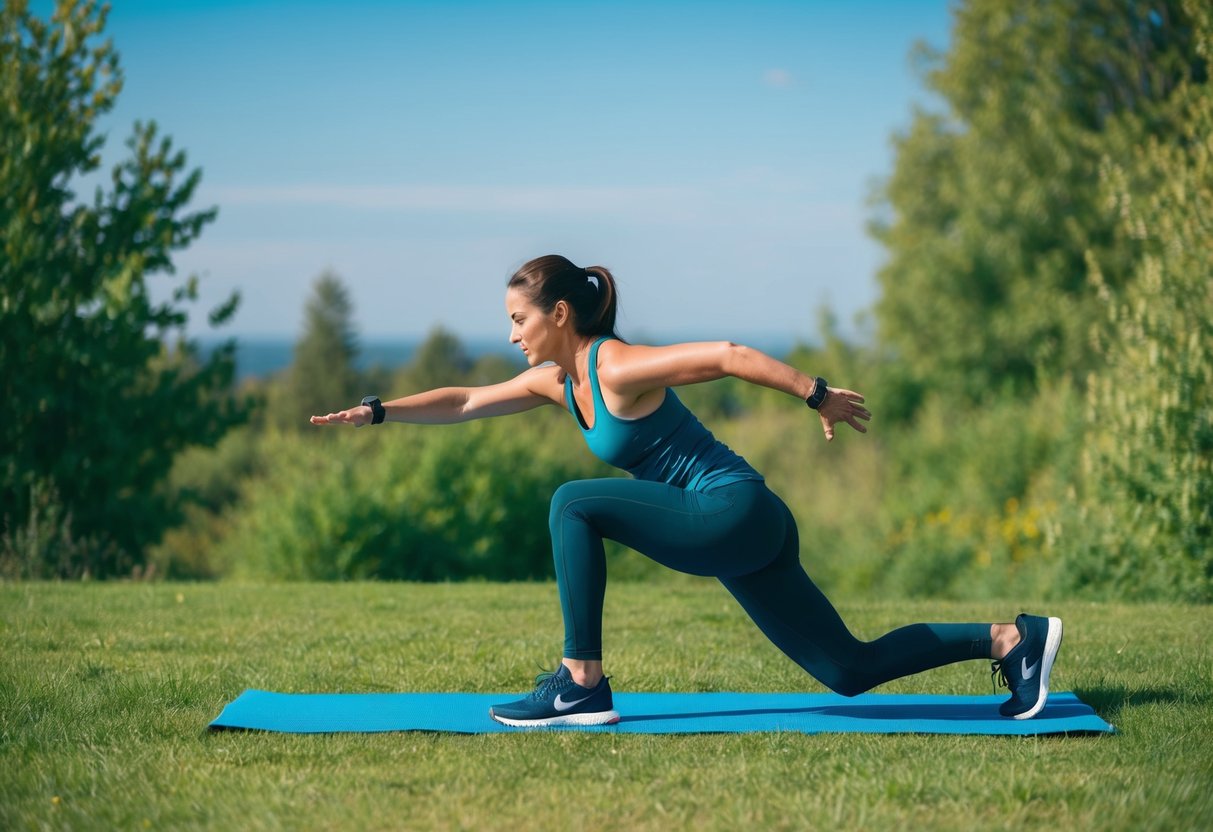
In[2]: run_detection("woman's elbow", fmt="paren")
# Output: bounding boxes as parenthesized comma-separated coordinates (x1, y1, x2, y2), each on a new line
(720, 341, 746, 377)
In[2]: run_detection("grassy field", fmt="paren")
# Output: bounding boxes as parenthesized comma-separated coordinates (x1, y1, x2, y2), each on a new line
(2, 581, 1211, 831)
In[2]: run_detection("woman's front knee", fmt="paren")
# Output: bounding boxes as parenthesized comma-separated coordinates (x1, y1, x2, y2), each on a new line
(548, 480, 591, 530)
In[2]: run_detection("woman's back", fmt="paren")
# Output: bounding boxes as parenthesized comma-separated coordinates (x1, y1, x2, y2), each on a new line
(565, 336, 763, 492)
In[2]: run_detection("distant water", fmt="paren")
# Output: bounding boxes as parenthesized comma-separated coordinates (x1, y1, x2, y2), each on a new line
(198, 336, 522, 381)
(199, 333, 805, 382)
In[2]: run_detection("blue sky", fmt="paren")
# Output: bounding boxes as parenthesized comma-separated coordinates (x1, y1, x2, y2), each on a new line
(69, 0, 952, 342)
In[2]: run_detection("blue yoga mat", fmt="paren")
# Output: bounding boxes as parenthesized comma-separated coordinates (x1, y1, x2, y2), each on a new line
(209, 690, 1113, 736)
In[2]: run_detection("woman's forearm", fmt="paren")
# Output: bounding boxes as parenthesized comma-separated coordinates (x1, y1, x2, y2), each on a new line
(724, 344, 820, 401)
(382, 387, 471, 424)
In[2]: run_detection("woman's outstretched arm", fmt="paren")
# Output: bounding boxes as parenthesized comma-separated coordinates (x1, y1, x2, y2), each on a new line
(598, 340, 871, 441)
(309, 364, 563, 427)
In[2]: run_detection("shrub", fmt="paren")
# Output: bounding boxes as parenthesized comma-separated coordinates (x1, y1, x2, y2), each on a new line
(217, 410, 614, 581)
(863, 383, 1083, 599)
(1064, 50, 1213, 600)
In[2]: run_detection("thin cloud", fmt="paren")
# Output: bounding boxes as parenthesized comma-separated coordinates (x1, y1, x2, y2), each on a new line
(199, 175, 859, 235)
(205, 184, 701, 221)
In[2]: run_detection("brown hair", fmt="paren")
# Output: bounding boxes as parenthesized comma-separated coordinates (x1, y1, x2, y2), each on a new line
(507, 255, 620, 338)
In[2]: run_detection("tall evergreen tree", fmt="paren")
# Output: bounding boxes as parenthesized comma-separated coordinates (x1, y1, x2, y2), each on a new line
(276, 270, 362, 426)
(400, 325, 473, 393)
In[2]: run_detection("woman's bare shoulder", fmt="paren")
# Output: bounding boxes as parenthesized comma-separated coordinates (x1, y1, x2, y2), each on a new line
(595, 337, 645, 364)
(522, 362, 568, 404)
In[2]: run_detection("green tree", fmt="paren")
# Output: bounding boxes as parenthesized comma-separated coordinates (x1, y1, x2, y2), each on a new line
(870, 0, 1205, 406)
(466, 352, 525, 387)
(0, 0, 247, 577)
(395, 325, 474, 393)
(1068, 0, 1213, 600)
(272, 270, 362, 427)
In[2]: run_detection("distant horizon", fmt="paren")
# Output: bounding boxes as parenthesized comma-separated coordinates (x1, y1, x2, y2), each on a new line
(193, 325, 861, 349)
(189, 306, 873, 347)
(195, 328, 839, 382)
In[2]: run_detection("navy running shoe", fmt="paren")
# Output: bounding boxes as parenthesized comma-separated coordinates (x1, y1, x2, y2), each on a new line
(991, 613, 1064, 719)
(489, 665, 620, 727)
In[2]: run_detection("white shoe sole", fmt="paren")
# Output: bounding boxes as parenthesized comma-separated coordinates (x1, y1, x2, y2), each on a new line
(489, 709, 621, 728)
(1014, 616, 1063, 720)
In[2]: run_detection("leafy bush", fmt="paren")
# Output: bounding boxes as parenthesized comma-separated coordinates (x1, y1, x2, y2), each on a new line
(859, 384, 1082, 599)
(1064, 22, 1213, 601)
(0, 480, 94, 579)
(217, 410, 615, 581)
(146, 424, 265, 579)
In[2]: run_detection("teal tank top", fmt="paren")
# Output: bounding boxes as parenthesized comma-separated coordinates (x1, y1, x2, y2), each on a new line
(563, 336, 764, 492)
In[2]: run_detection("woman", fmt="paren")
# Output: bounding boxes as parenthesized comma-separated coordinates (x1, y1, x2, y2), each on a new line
(311, 255, 1063, 727)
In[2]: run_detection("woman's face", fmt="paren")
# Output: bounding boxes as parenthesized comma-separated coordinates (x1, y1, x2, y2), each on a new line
(506, 287, 560, 366)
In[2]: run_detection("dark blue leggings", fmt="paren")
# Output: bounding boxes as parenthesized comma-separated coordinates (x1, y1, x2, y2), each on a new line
(550, 478, 992, 696)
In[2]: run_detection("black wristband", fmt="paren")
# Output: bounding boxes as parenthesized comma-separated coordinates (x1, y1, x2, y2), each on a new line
(805, 378, 829, 410)
(361, 395, 385, 425)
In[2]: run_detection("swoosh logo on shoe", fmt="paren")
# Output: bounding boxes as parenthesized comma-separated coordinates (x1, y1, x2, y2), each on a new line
(553, 693, 594, 712)
(1022, 657, 1039, 680)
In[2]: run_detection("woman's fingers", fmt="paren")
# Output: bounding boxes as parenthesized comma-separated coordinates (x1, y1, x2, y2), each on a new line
(310, 409, 357, 426)
(817, 387, 872, 440)
(835, 391, 870, 416)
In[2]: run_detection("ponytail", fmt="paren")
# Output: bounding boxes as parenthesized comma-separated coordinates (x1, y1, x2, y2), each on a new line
(581, 265, 618, 337)
(507, 255, 622, 339)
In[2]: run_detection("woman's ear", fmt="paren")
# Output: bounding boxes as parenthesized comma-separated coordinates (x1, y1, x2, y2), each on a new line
(552, 300, 570, 328)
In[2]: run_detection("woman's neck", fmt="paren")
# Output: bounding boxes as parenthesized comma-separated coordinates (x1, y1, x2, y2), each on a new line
(560, 335, 598, 388)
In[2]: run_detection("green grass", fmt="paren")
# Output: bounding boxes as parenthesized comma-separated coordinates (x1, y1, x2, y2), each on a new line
(2, 582, 1211, 831)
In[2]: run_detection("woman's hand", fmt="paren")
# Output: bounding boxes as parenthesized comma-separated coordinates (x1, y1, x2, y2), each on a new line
(816, 388, 870, 441)
(309, 405, 373, 427)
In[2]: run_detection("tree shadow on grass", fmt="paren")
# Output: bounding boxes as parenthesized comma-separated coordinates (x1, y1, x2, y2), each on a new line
(1073, 684, 1212, 725)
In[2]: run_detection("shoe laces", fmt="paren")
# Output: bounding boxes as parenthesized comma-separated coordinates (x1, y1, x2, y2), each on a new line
(990, 660, 1008, 694)
(528, 668, 571, 702)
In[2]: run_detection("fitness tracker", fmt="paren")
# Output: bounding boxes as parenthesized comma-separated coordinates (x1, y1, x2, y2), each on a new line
(361, 395, 385, 425)
(804, 378, 829, 410)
